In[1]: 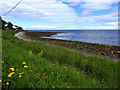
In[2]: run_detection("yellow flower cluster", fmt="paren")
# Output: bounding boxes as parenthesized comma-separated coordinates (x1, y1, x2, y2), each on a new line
(19, 72, 24, 77)
(5, 61, 31, 85)
(23, 62, 29, 68)
(7, 62, 29, 78)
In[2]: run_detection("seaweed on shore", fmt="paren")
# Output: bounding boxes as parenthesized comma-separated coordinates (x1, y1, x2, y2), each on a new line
(24, 31, 120, 61)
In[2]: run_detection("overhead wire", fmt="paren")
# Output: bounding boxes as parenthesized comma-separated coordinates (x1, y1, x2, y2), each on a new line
(2, 0, 23, 16)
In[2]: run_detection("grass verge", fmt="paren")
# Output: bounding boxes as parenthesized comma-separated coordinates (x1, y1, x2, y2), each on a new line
(2, 30, 120, 88)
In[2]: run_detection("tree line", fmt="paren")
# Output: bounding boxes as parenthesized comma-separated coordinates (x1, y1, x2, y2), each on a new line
(0, 16, 24, 31)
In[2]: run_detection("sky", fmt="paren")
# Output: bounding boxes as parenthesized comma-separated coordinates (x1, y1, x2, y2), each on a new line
(0, 0, 119, 30)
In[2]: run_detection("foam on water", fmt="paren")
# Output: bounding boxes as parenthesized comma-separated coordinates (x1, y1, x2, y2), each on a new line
(37, 30, 119, 46)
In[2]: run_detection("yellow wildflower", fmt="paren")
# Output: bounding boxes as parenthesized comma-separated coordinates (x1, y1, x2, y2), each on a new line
(8, 72, 14, 77)
(22, 62, 26, 64)
(24, 65, 29, 68)
(16, 69, 18, 71)
(0, 80, 1, 82)
(9, 68, 15, 71)
(19, 75, 22, 77)
(6, 82, 9, 85)
(8, 74, 12, 77)
(11, 72, 15, 74)
(2, 61, 4, 64)
(19, 72, 24, 75)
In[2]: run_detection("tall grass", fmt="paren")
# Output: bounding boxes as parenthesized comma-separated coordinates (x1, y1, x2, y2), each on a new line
(2, 30, 120, 88)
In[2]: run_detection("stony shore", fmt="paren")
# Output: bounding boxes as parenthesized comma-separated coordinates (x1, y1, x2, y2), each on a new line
(15, 31, 120, 61)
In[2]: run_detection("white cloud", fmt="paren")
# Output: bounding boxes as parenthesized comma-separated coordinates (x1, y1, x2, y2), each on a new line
(31, 25, 57, 29)
(1, 0, 79, 24)
(80, 0, 118, 16)
(105, 22, 118, 25)
(87, 26, 118, 29)
(60, 0, 119, 2)
(30, 24, 118, 30)
(30, 25, 79, 29)
(1, 0, 118, 29)
(60, 0, 118, 16)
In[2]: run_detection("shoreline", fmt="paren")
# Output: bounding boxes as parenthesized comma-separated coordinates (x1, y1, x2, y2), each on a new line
(15, 31, 120, 61)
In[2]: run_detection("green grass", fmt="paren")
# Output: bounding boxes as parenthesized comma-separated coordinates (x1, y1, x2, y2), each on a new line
(2, 30, 120, 88)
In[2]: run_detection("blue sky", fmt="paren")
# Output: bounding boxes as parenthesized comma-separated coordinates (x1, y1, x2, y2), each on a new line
(1, 0, 119, 30)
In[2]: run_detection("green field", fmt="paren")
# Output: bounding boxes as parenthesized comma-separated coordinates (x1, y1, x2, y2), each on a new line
(2, 30, 120, 88)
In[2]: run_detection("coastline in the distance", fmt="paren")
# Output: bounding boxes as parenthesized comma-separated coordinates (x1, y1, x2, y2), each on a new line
(15, 31, 120, 61)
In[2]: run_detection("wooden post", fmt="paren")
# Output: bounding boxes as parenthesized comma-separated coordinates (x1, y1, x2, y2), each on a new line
(0, 16, 2, 30)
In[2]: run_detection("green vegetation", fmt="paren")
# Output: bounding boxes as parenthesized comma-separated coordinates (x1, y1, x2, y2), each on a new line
(0, 17, 23, 31)
(2, 30, 120, 88)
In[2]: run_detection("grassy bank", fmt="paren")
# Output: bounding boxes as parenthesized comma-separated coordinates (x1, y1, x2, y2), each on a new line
(2, 30, 120, 88)
(24, 31, 119, 60)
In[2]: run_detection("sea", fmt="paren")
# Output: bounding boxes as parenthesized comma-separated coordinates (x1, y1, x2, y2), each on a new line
(29, 30, 119, 46)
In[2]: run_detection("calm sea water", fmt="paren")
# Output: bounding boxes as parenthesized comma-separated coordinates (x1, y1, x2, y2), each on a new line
(32, 30, 119, 46)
